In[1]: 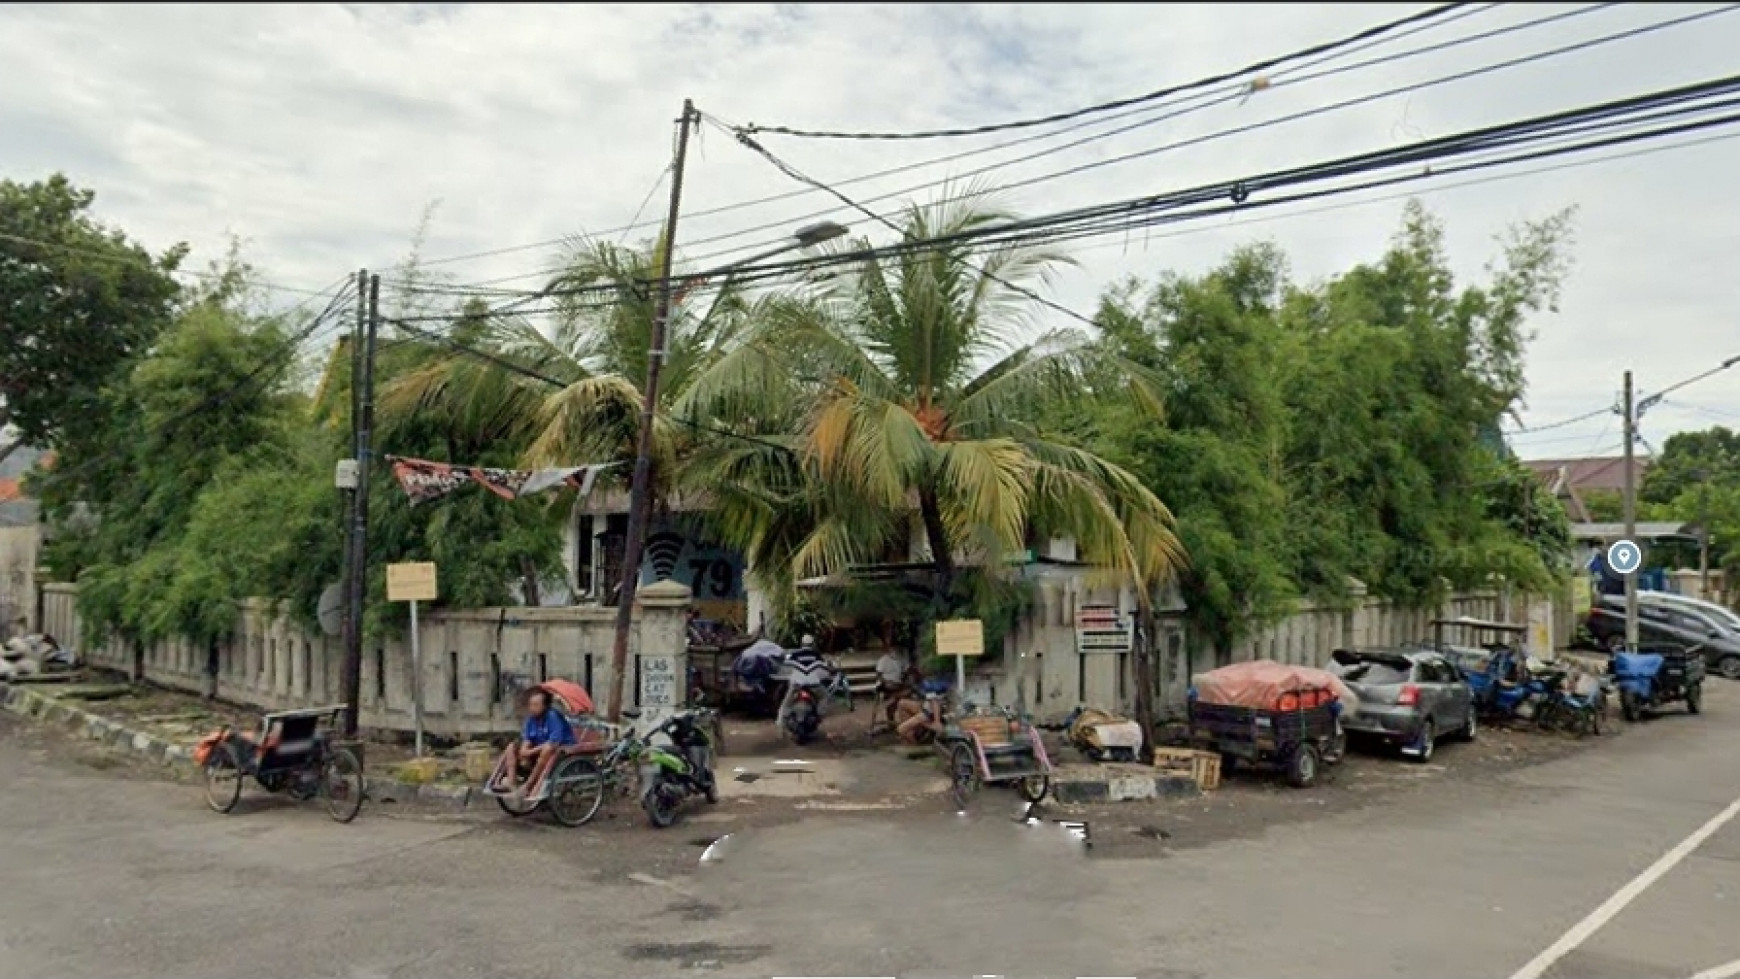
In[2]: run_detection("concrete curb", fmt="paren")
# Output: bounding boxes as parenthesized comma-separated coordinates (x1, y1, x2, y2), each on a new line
(1, 682, 478, 811)
(1051, 768, 1202, 804)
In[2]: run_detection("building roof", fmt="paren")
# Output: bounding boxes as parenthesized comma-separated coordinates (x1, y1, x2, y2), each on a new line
(1523, 456, 1650, 494)
(1570, 521, 1694, 543)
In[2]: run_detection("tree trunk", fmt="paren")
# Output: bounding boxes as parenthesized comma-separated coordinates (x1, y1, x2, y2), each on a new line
(917, 483, 955, 601)
(1132, 604, 1158, 760)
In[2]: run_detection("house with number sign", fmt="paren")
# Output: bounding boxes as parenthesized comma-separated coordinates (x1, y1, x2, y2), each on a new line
(560, 490, 1190, 723)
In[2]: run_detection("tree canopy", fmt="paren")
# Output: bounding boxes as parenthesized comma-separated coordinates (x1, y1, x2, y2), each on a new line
(0, 174, 185, 465)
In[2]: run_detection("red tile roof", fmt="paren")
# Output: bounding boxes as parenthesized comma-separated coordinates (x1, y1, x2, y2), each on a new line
(1522, 456, 1650, 494)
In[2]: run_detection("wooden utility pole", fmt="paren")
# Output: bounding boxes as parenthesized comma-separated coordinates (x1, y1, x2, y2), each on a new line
(1622, 369, 1639, 650)
(340, 272, 381, 736)
(605, 99, 696, 722)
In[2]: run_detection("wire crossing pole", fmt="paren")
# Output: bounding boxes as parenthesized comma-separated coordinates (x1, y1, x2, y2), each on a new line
(606, 99, 696, 723)
(341, 273, 382, 737)
(1622, 369, 1639, 651)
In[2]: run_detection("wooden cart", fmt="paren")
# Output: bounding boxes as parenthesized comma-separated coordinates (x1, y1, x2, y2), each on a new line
(938, 705, 1054, 810)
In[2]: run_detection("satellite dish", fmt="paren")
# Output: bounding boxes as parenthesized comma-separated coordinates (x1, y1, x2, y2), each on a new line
(317, 584, 345, 637)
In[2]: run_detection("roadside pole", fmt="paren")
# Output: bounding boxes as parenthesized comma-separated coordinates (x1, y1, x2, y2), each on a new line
(387, 562, 437, 757)
(337, 269, 367, 738)
(1622, 370, 1639, 650)
(606, 98, 696, 722)
(340, 273, 381, 738)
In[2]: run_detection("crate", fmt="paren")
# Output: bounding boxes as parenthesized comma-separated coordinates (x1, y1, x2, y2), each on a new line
(1153, 747, 1220, 792)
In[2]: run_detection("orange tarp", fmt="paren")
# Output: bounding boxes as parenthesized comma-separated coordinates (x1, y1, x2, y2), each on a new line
(534, 678, 594, 717)
(1191, 660, 1355, 710)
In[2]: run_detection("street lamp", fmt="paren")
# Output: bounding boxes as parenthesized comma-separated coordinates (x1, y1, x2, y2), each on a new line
(605, 219, 850, 722)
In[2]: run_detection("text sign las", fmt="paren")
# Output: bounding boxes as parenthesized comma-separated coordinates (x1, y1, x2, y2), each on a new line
(935, 618, 985, 657)
(386, 562, 438, 603)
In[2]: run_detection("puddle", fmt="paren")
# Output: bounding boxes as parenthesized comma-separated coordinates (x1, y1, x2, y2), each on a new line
(622, 941, 769, 967)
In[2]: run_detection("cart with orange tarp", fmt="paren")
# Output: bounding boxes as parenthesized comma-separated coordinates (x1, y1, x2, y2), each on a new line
(1188, 661, 1351, 788)
(482, 678, 616, 826)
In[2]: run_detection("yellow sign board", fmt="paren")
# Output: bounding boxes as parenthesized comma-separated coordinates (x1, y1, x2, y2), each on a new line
(386, 562, 438, 603)
(935, 619, 985, 657)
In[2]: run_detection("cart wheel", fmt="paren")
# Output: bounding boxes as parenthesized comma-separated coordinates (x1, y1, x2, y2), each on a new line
(203, 741, 244, 814)
(496, 791, 542, 818)
(547, 757, 606, 828)
(948, 744, 979, 810)
(321, 747, 365, 824)
(1620, 690, 1640, 723)
(1016, 773, 1050, 803)
(1286, 744, 1321, 788)
(1687, 683, 1703, 715)
(1323, 728, 1348, 765)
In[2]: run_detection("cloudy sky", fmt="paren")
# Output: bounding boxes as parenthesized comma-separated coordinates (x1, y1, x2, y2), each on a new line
(4, 2, 1737, 460)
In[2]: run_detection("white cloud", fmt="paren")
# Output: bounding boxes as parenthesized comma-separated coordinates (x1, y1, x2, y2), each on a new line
(3, 2, 1736, 456)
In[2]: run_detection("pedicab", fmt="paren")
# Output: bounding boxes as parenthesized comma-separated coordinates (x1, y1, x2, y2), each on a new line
(194, 704, 366, 823)
(1188, 661, 1349, 788)
(939, 697, 1055, 810)
(481, 678, 616, 827)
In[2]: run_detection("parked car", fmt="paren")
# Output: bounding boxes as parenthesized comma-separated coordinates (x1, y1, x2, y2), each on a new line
(1634, 590, 1740, 633)
(1328, 648, 1476, 762)
(1585, 597, 1740, 680)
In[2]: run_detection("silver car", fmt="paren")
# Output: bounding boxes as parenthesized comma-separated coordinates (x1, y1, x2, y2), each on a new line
(1328, 648, 1476, 763)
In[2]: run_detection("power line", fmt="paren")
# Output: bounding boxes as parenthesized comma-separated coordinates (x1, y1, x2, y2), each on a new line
(33, 278, 357, 491)
(392, 2, 1554, 281)
(383, 317, 799, 456)
(690, 3, 1736, 269)
(738, 3, 1474, 140)
(387, 82, 1740, 327)
(0, 229, 338, 298)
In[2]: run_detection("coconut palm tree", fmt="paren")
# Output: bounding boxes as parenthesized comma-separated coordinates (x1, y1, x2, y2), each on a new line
(687, 195, 1185, 605)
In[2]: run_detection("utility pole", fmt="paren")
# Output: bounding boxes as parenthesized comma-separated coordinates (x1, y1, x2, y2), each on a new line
(340, 272, 381, 736)
(605, 99, 696, 722)
(1699, 481, 1712, 600)
(1622, 370, 1639, 650)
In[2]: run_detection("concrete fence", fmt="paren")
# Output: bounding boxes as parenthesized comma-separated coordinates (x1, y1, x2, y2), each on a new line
(40, 579, 693, 739)
(991, 574, 1552, 723)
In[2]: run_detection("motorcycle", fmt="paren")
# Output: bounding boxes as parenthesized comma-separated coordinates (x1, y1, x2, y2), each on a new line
(639, 707, 720, 829)
(780, 662, 853, 745)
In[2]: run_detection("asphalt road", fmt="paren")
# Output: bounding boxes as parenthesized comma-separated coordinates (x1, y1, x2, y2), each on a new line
(3, 684, 1739, 979)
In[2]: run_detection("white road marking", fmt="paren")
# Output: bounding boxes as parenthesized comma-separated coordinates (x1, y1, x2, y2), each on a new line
(1691, 958, 1740, 979)
(1508, 793, 1740, 979)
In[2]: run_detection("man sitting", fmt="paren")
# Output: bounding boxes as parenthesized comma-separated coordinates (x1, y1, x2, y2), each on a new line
(874, 649, 915, 727)
(493, 688, 576, 800)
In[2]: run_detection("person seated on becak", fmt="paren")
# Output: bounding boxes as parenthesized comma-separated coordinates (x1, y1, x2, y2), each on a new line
(493, 689, 575, 800)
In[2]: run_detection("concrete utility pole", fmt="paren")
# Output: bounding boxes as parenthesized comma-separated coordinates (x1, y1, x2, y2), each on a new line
(1622, 369, 1639, 650)
(606, 99, 696, 723)
(340, 272, 381, 737)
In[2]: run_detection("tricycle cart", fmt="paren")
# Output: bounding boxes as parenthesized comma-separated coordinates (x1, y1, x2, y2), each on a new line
(194, 705, 365, 823)
(1613, 644, 1706, 721)
(1188, 661, 1348, 788)
(940, 704, 1054, 810)
(481, 678, 617, 826)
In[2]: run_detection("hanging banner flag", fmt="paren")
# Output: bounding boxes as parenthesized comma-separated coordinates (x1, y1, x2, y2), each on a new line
(386, 455, 611, 506)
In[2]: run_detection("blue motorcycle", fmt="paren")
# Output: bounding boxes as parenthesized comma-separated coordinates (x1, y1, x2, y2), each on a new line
(1612, 646, 1705, 722)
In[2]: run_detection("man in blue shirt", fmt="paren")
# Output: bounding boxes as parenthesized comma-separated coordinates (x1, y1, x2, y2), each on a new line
(495, 688, 576, 801)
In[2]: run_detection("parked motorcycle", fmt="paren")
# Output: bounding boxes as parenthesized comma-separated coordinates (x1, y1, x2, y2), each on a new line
(639, 707, 720, 829)
(1530, 670, 1605, 738)
(781, 663, 853, 745)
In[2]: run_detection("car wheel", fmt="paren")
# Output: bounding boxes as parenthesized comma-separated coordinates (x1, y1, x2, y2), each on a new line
(1286, 744, 1320, 788)
(1718, 656, 1740, 682)
(1408, 720, 1436, 764)
(1457, 708, 1478, 742)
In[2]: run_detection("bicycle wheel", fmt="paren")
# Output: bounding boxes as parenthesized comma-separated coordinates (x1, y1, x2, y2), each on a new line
(547, 757, 606, 828)
(321, 747, 365, 824)
(948, 743, 980, 810)
(204, 741, 244, 814)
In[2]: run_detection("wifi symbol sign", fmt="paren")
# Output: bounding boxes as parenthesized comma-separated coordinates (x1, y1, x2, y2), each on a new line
(645, 532, 686, 581)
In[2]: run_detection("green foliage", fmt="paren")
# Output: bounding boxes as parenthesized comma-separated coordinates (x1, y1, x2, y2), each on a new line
(0, 174, 185, 459)
(1062, 202, 1577, 655)
(1640, 426, 1740, 577)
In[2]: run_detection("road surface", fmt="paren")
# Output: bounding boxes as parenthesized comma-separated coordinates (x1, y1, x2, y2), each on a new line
(2, 684, 1738, 979)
